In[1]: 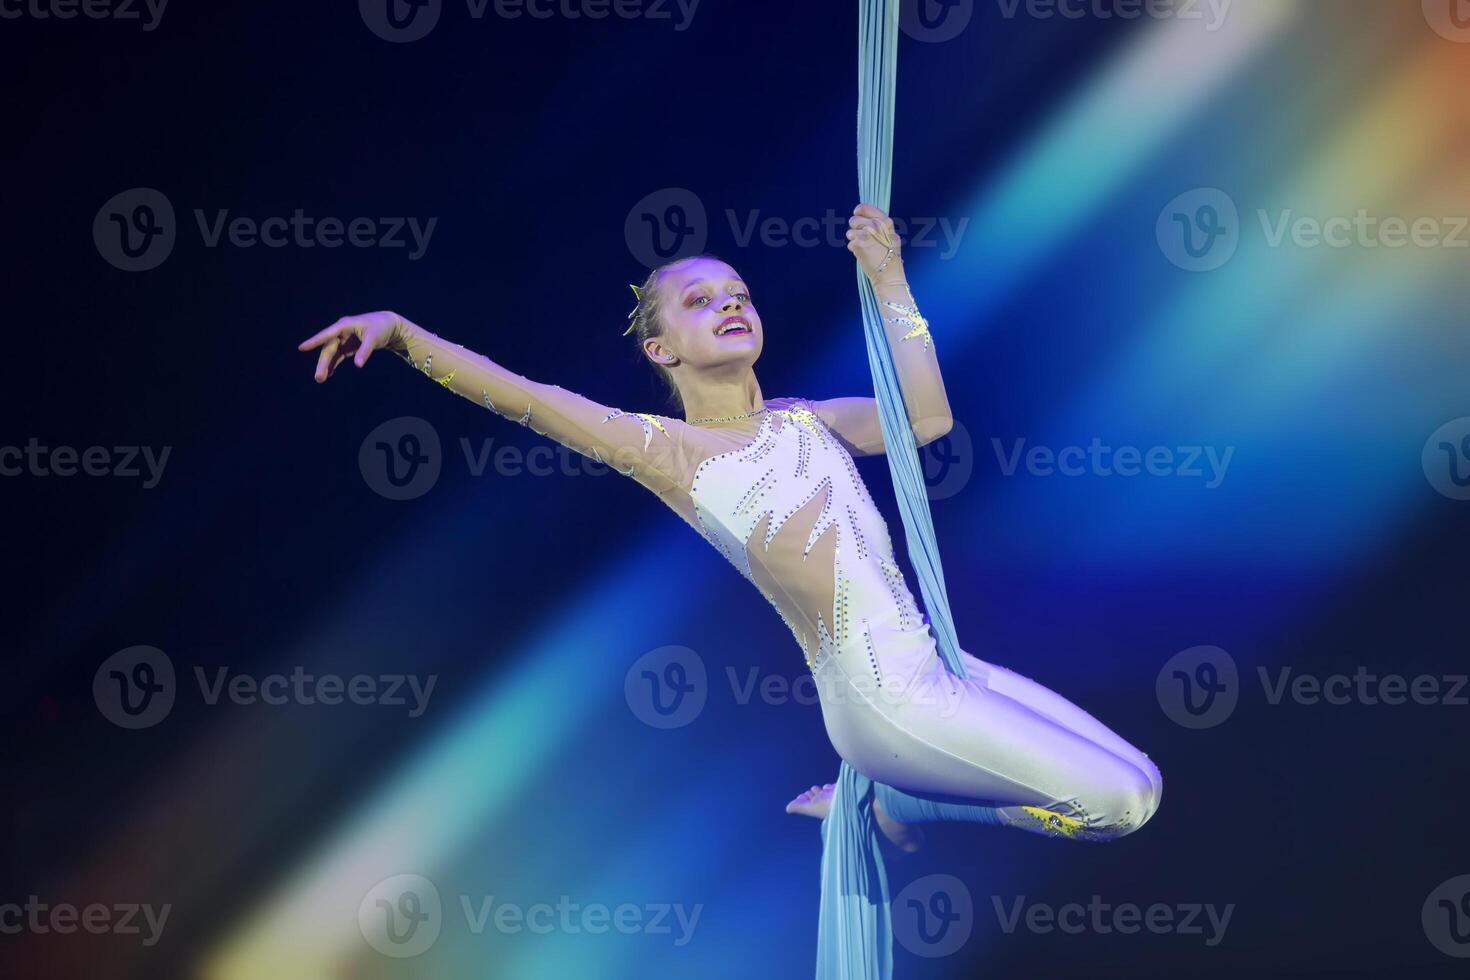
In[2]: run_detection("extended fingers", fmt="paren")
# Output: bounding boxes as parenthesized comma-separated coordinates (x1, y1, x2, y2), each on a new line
(313, 337, 341, 382)
(298, 321, 342, 351)
(298, 317, 358, 352)
(355, 332, 384, 368)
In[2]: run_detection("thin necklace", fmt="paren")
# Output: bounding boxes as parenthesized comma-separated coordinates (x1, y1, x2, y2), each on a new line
(686, 407, 769, 425)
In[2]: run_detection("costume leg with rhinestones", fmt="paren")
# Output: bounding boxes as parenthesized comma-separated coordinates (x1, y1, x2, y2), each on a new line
(872, 783, 1103, 842)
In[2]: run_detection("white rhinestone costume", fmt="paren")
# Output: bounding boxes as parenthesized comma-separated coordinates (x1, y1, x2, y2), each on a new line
(394, 307, 1161, 838)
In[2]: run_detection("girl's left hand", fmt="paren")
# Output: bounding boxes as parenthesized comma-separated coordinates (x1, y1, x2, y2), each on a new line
(846, 203, 905, 287)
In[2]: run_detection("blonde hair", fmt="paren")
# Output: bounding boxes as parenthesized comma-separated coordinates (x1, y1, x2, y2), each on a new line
(626, 253, 728, 413)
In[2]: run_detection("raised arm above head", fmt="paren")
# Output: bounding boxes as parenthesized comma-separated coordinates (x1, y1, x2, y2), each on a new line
(806, 203, 954, 457)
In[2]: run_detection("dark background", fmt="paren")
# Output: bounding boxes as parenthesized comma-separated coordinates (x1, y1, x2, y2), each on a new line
(3, 1, 1468, 977)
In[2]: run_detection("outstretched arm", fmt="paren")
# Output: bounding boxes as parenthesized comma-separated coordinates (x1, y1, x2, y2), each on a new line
(806, 204, 954, 457)
(298, 311, 692, 495)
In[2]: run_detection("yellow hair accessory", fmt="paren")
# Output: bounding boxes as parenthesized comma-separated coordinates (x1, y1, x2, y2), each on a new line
(622, 283, 644, 336)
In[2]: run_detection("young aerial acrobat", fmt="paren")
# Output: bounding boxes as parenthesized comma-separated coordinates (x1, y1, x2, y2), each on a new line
(298, 203, 1162, 850)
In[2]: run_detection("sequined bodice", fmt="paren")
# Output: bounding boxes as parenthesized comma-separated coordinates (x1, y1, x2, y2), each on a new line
(687, 405, 927, 669)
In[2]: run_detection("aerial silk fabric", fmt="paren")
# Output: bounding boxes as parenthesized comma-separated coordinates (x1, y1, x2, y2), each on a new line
(814, 1, 971, 977)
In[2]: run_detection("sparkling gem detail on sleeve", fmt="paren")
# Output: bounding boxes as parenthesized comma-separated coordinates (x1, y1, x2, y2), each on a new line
(601, 409, 672, 451)
(882, 300, 933, 349)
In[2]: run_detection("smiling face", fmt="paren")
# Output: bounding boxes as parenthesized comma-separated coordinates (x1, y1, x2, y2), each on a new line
(642, 256, 763, 377)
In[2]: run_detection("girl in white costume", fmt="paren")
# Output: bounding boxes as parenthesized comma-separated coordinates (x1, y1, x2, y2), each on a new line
(299, 204, 1161, 846)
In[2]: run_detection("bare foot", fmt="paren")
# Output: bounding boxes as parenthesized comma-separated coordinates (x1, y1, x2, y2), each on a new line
(786, 783, 836, 818)
(785, 782, 926, 853)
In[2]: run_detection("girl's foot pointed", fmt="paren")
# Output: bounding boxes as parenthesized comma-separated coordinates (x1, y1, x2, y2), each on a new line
(785, 783, 835, 818)
(784, 781, 926, 853)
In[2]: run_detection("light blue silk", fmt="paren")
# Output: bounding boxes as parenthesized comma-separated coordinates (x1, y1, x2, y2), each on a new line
(814, 2, 973, 976)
